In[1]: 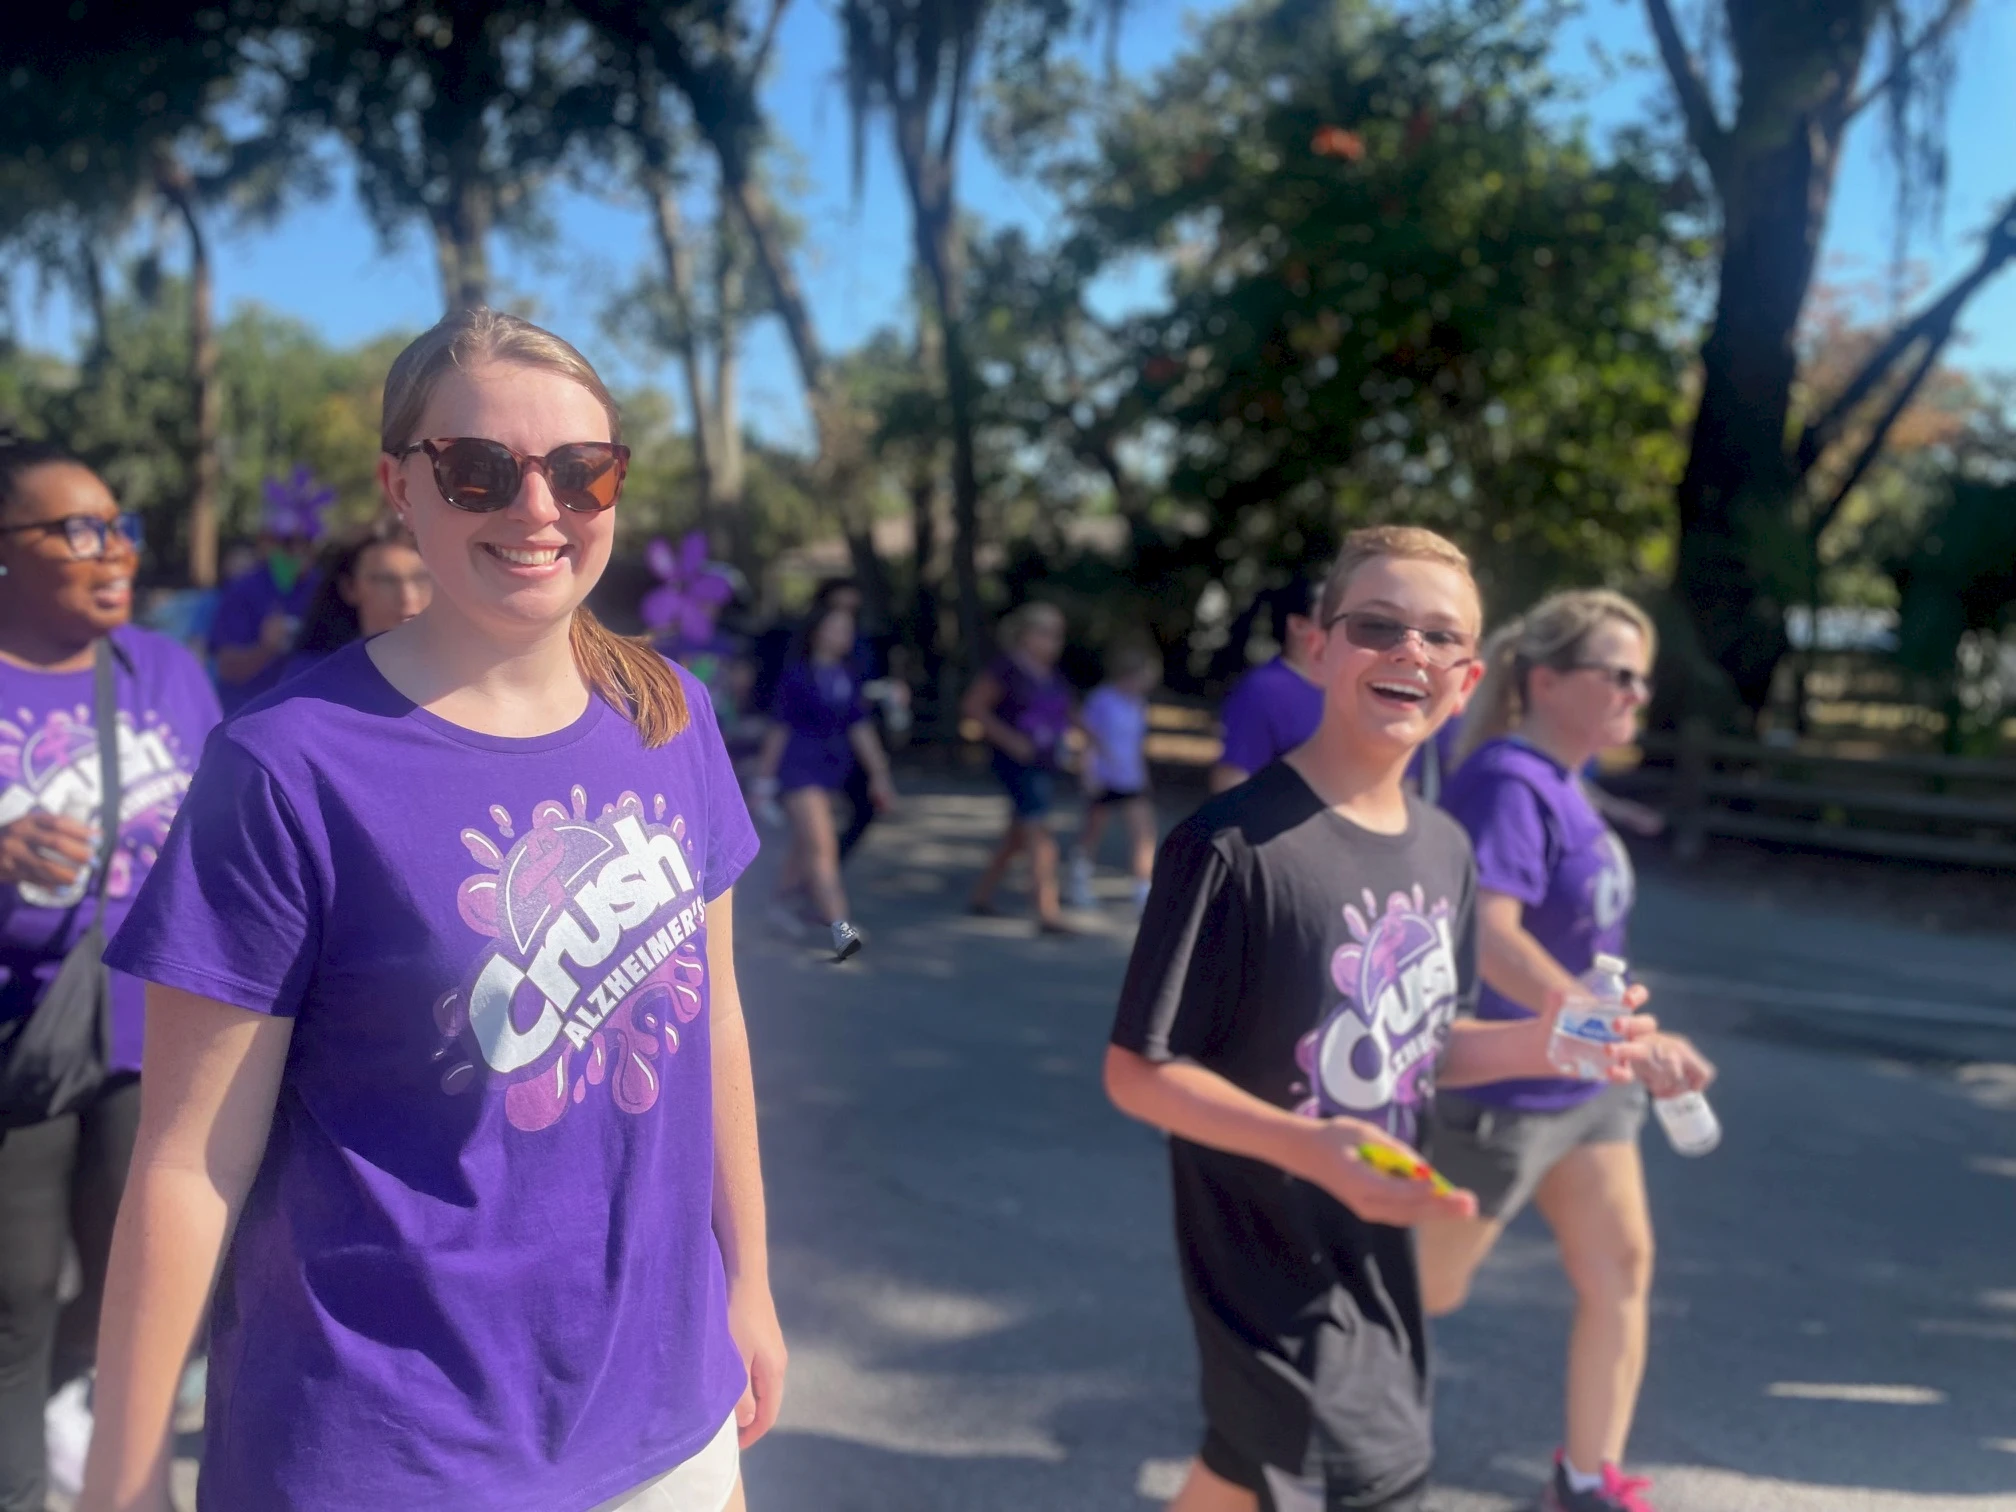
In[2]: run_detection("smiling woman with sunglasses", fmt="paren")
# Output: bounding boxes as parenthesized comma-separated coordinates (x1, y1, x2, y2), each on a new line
(82, 311, 783, 1512)
(0, 434, 219, 1510)
(1419, 590, 1713, 1512)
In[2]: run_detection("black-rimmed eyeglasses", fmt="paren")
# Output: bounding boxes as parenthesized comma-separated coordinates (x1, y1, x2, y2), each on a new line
(0, 513, 143, 561)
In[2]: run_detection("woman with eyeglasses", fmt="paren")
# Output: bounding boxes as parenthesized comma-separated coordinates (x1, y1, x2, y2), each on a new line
(278, 523, 433, 683)
(1416, 590, 1713, 1512)
(0, 434, 220, 1510)
(81, 310, 784, 1512)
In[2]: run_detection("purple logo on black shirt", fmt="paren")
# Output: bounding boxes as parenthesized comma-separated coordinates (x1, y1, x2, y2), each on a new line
(1294, 885, 1460, 1141)
(433, 787, 708, 1133)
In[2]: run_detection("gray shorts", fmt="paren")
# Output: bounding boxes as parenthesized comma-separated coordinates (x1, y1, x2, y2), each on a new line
(1428, 1082, 1647, 1222)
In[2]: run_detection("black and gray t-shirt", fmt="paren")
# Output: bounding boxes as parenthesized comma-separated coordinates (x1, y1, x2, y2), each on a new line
(1109, 760, 1477, 1497)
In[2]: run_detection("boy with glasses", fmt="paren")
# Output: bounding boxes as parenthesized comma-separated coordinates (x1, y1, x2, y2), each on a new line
(1105, 526, 1682, 1512)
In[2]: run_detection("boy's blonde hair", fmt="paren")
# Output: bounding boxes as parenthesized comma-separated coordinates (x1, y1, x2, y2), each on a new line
(1315, 525, 1478, 627)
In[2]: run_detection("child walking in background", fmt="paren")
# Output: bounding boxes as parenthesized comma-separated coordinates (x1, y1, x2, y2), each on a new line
(962, 602, 1077, 934)
(752, 600, 897, 961)
(1069, 642, 1161, 916)
(1210, 576, 1325, 793)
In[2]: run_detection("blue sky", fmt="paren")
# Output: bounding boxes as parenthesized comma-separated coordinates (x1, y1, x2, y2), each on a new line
(8, 0, 2013, 449)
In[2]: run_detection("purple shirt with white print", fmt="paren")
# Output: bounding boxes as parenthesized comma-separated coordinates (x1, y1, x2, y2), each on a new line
(0, 626, 220, 1072)
(1439, 735, 1635, 1112)
(106, 642, 759, 1512)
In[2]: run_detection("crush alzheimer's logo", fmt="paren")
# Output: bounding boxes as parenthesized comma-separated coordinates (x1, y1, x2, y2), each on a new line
(0, 705, 196, 900)
(433, 787, 707, 1133)
(1294, 885, 1460, 1141)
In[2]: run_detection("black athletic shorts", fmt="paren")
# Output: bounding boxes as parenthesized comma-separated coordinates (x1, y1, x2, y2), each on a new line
(1201, 1428, 1430, 1511)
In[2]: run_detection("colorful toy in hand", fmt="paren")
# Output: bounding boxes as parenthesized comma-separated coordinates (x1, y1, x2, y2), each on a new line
(262, 466, 334, 542)
(1355, 1142, 1457, 1195)
(641, 532, 735, 651)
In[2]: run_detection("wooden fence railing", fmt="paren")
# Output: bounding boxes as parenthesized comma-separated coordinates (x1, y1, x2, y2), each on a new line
(1630, 722, 2016, 869)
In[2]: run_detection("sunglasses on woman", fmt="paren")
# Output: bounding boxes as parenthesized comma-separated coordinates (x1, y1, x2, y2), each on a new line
(1323, 610, 1477, 669)
(1570, 663, 1655, 699)
(0, 512, 143, 561)
(394, 438, 630, 514)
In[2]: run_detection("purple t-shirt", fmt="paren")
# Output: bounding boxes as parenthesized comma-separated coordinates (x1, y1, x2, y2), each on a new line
(990, 656, 1072, 766)
(774, 659, 864, 792)
(1218, 656, 1322, 776)
(106, 643, 758, 1511)
(1440, 736, 1635, 1112)
(209, 559, 319, 712)
(0, 627, 220, 1072)
(1081, 684, 1148, 793)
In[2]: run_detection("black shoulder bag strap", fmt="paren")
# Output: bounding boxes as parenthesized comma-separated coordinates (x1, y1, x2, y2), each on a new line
(85, 637, 123, 1050)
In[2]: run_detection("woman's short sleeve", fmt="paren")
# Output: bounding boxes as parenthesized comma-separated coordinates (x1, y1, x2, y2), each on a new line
(685, 671, 759, 900)
(104, 732, 323, 1017)
(1443, 768, 1554, 908)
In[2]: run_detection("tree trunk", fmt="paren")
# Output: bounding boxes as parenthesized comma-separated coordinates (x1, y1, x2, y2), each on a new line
(711, 212, 747, 561)
(643, 160, 718, 530)
(715, 166, 871, 543)
(898, 132, 984, 670)
(1666, 0, 1877, 715)
(158, 163, 219, 589)
(77, 240, 111, 378)
(433, 182, 492, 312)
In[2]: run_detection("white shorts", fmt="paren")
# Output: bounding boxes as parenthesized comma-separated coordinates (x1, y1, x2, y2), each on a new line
(588, 1412, 741, 1512)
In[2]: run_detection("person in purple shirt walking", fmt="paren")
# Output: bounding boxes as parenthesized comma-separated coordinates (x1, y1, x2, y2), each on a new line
(1419, 589, 1714, 1512)
(962, 601, 1077, 933)
(275, 522, 432, 684)
(1210, 578, 1325, 793)
(0, 436, 219, 1509)
(207, 487, 327, 713)
(81, 310, 785, 1512)
(750, 600, 896, 961)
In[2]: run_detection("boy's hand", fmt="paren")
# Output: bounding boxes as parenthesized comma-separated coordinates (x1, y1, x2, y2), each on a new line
(1289, 1118, 1478, 1227)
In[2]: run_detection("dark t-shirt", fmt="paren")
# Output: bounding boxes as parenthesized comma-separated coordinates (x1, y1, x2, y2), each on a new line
(1109, 761, 1477, 1495)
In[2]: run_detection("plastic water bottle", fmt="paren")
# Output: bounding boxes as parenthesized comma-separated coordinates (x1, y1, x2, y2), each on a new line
(1548, 953, 1630, 1080)
(1654, 1087, 1722, 1156)
(18, 790, 99, 910)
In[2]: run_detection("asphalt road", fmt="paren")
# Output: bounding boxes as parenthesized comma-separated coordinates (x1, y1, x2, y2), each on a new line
(735, 778, 2016, 1512)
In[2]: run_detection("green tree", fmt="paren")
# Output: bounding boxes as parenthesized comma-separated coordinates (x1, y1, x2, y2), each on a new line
(257, 0, 612, 312)
(1645, 0, 2016, 713)
(1007, 0, 1688, 624)
(2, 4, 277, 583)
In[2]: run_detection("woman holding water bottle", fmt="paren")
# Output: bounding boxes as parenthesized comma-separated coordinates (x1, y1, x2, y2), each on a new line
(0, 434, 219, 1509)
(1417, 589, 1714, 1512)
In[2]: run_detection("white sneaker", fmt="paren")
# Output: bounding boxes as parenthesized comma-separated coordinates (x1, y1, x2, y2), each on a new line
(1065, 855, 1096, 911)
(45, 1376, 92, 1497)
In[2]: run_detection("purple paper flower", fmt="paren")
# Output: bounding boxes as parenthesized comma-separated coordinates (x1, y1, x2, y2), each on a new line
(641, 532, 734, 646)
(262, 466, 335, 541)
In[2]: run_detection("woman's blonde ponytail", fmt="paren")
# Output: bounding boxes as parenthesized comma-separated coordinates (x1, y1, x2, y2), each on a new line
(571, 608, 690, 747)
(1455, 618, 1529, 762)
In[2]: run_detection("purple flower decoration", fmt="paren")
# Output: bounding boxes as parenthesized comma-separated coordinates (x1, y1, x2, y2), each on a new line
(642, 532, 734, 646)
(262, 465, 335, 541)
